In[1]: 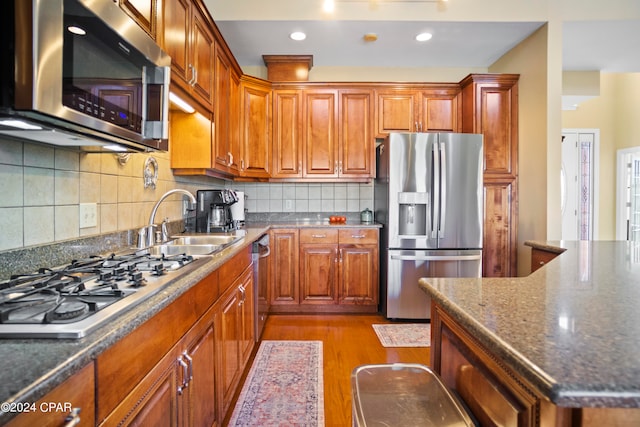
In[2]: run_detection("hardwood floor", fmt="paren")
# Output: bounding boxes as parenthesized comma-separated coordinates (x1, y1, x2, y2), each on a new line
(225, 314, 431, 426)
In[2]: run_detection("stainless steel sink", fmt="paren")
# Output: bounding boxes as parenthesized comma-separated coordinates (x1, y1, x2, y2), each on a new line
(141, 231, 245, 257)
(143, 244, 223, 257)
(168, 235, 240, 246)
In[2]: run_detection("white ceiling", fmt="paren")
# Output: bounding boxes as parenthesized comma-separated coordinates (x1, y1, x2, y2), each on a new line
(202, 1, 640, 73)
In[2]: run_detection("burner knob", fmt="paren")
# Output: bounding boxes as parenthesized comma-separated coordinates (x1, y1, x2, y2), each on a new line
(130, 271, 146, 286)
(99, 271, 113, 282)
(152, 263, 166, 276)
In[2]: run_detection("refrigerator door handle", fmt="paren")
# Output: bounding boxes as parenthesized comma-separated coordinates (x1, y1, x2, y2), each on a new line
(390, 254, 482, 262)
(439, 141, 446, 239)
(432, 141, 440, 239)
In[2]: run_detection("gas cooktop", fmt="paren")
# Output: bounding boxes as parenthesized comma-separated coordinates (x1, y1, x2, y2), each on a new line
(0, 251, 205, 339)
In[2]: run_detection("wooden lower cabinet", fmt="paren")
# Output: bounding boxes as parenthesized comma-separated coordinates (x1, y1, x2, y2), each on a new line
(216, 265, 254, 419)
(101, 306, 217, 427)
(97, 248, 255, 427)
(531, 248, 561, 273)
(431, 302, 640, 426)
(5, 362, 95, 427)
(270, 227, 379, 313)
(269, 229, 300, 306)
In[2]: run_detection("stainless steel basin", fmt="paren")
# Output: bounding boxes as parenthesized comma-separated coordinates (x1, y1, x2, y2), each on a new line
(144, 244, 223, 256)
(168, 235, 240, 246)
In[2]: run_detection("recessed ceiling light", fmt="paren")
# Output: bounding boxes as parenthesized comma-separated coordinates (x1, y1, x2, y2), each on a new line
(323, 0, 335, 13)
(416, 32, 433, 42)
(67, 25, 86, 36)
(290, 31, 306, 41)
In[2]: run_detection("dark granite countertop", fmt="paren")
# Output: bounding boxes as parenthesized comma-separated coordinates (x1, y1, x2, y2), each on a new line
(0, 226, 270, 424)
(0, 219, 381, 423)
(419, 240, 640, 408)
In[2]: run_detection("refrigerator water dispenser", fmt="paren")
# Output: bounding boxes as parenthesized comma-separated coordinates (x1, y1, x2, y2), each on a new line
(398, 192, 428, 236)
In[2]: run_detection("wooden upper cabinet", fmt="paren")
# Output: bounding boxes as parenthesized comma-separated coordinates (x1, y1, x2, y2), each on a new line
(375, 86, 460, 136)
(299, 87, 374, 180)
(339, 89, 374, 178)
(418, 90, 459, 132)
(303, 89, 338, 177)
(117, 0, 161, 40)
(460, 74, 519, 177)
(214, 45, 238, 175)
(240, 76, 272, 179)
(162, 0, 215, 111)
(375, 90, 418, 135)
(272, 89, 303, 178)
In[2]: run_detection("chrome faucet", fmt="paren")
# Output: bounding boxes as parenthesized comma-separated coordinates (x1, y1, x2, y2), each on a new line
(138, 189, 196, 249)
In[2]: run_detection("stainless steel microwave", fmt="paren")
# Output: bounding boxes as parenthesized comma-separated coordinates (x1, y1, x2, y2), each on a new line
(0, 0, 171, 152)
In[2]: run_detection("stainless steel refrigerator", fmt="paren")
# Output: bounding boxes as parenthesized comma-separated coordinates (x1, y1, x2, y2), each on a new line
(375, 132, 483, 319)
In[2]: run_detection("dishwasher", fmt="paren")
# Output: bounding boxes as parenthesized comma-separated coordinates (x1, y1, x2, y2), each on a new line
(252, 234, 270, 341)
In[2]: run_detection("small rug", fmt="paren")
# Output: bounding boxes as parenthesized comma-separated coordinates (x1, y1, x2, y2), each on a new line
(372, 323, 431, 347)
(228, 340, 325, 426)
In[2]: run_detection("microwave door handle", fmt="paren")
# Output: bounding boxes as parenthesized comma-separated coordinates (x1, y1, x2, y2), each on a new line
(142, 65, 171, 140)
(432, 142, 440, 239)
(439, 141, 446, 239)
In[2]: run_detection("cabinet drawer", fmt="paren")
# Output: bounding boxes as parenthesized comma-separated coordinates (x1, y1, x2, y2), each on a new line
(339, 228, 378, 244)
(300, 228, 339, 244)
(531, 248, 559, 272)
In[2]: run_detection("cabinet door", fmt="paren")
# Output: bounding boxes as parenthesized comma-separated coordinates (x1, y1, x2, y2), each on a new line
(214, 45, 232, 172)
(483, 180, 516, 277)
(375, 91, 418, 135)
(119, 0, 160, 40)
(100, 349, 179, 427)
(5, 363, 95, 427)
(303, 90, 338, 177)
(162, 0, 190, 85)
(229, 70, 242, 174)
(217, 286, 242, 417)
(182, 313, 217, 427)
(189, 3, 215, 110)
(419, 92, 459, 132)
(339, 244, 378, 305)
(339, 89, 374, 178)
(269, 229, 299, 306)
(272, 90, 303, 178)
(240, 78, 272, 178)
(299, 243, 339, 304)
(238, 267, 255, 365)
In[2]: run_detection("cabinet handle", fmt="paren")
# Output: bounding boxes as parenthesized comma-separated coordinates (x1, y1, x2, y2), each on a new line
(239, 285, 246, 304)
(351, 234, 365, 239)
(339, 248, 343, 262)
(228, 152, 233, 165)
(63, 408, 81, 427)
(334, 160, 338, 173)
(339, 161, 342, 174)
(177, 356, 189, 395)
(183, 352, 193, 384)
(311, 234, 327, 238)
(241, 159, 245, 171)
(335, 248, 339, 263)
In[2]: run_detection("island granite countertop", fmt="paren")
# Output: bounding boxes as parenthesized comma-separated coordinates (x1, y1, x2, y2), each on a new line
(419, 240, 640, 408)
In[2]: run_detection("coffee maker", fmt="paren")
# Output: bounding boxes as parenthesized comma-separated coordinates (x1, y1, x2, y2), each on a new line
(195, 189, 239, 232)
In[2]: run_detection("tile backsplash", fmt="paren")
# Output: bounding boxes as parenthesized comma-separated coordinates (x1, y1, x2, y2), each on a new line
(226, 182, 373, 214)
(0, 138, 374, 252)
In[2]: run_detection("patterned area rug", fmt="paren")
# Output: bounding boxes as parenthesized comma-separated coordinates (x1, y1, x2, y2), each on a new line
(228, 340, 325, 426)
(372, 323, 431, 347)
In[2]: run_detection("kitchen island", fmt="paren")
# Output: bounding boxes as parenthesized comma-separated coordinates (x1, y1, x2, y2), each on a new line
(419, 240, 640, 426)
